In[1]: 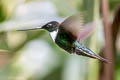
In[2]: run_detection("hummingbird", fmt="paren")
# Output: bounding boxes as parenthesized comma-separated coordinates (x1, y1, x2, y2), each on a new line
(18, 14, 108, 63)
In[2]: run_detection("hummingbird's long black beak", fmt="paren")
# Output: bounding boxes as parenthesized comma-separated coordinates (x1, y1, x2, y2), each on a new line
(17, 26, 42, 31)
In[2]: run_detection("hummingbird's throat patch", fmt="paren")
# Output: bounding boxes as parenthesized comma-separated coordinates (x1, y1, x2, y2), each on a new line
(50, 30, 58, 41)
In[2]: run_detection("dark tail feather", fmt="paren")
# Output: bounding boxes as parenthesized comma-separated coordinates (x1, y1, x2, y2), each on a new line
(74, 46, 109, 63)
(76, 51, 109, 63)
(93, 54, 109, 63)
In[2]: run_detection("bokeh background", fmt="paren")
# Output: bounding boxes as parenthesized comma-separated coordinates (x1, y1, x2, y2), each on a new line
(0, 0, 120, 80)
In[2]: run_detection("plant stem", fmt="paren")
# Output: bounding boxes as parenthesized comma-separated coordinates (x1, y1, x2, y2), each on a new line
(100, 0, 114, 80)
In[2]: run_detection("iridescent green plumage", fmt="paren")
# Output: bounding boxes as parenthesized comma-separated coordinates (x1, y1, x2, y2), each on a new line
(55, 28, 75, 52)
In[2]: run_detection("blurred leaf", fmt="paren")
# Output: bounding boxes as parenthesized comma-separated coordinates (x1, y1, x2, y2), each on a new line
(0, 0, 17, 22)
(0, 32, 9, 50)
(10, 30, 46, 56)
(109, 0, 120, 11)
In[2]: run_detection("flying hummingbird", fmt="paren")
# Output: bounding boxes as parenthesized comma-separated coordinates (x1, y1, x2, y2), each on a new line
(17, 14, 108, 63)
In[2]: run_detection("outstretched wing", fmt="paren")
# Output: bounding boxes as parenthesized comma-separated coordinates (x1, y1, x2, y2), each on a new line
(73, 41, 109, 63)
(60, 13, 84, 39)
(77, 22, 96, 41)
(60, 13, 96, 41)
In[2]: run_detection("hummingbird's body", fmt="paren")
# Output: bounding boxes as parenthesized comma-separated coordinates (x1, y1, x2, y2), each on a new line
(55, 28, 75, 53)
(18, 14, 108, 63)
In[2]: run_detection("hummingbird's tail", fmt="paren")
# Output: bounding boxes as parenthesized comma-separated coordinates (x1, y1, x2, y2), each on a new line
(74, 41, 109, 63)
(86, 53, 109, 63)
(75, 48, 109, 63)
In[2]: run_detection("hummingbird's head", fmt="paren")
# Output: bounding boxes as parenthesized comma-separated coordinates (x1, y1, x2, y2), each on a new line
(17, 21, 59, 32)
(42, 21, 59, 32)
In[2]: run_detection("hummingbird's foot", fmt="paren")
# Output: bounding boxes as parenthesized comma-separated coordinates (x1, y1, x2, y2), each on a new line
(73, 41, 109, 63)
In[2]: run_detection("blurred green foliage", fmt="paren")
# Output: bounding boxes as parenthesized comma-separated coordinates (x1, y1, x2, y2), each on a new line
(0, 0, 120, 80)
(0, 0, 17, 22)
(109, 0, 120, 10)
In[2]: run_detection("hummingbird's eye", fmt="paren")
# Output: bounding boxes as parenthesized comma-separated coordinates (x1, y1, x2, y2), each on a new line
(47, 23, 53, 27)
(42, 21, 59, 32)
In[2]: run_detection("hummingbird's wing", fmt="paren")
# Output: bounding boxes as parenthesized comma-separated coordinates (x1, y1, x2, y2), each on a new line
(60, 13, 84, 39)
(77, 22, 96, 41)
(73, 41, 109, 63)
(60, 13, 96, 41)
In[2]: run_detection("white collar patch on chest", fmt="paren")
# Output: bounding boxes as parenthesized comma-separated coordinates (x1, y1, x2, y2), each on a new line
(50, 29, 58, 41)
